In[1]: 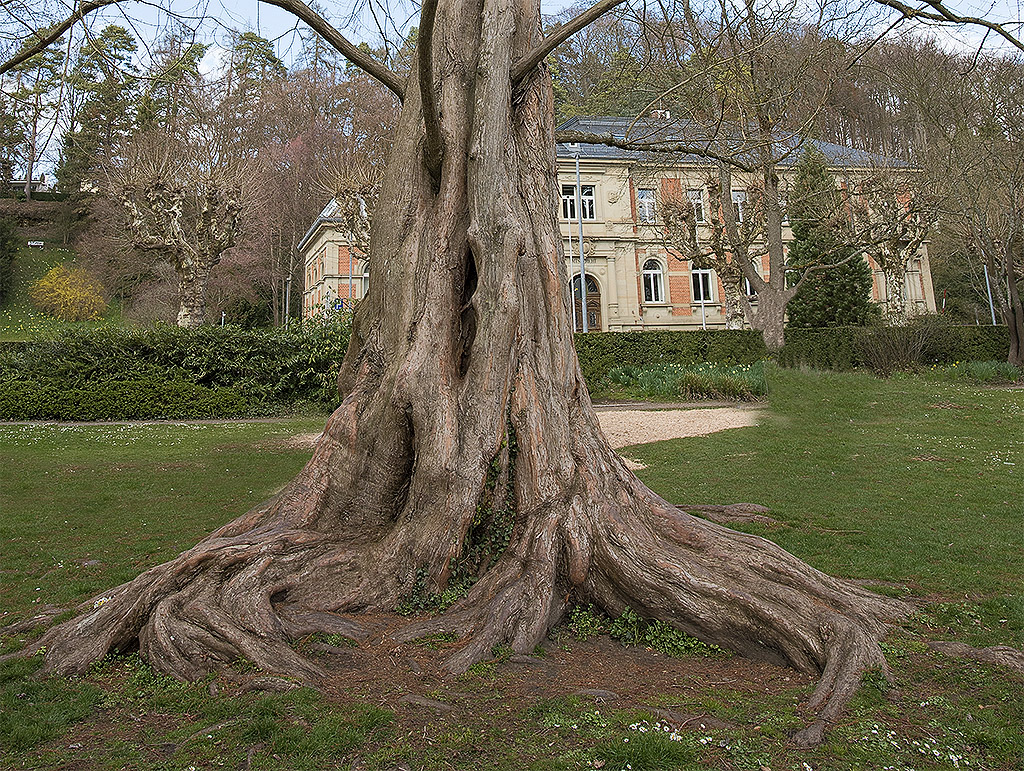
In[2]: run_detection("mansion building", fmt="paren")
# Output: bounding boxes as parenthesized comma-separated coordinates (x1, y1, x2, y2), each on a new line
(301, 116, 936, 328)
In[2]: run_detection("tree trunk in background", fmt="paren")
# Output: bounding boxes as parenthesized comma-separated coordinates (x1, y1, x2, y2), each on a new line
(720, 269, 746, 329)
(24, 99, 36, 201)
(1002, 247, 1023, 366)
(176, 259, 214, 327)
(882, 265, 908, 325)
(27, 0, 909, 746)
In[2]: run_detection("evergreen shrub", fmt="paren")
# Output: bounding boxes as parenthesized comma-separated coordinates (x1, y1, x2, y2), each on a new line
(779, 321, 1009, 372)
(0, 316, 1009, 420)
(574, 329, 768, 386)
(0, 307, 352, 420)
(0, 216, 17, 304)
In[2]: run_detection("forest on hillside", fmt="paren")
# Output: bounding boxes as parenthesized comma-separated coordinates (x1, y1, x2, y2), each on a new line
(1, 3, 1021, 333)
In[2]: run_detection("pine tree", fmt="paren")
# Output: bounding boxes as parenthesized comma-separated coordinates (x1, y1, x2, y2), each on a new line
(786, 147, 876, 327)
(8, 35, 64, 199)
(56, 25, 140, 193)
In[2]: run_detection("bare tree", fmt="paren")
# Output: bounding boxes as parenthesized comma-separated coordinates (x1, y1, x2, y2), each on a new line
(885, 44, 1024, 361)
(4, 0, 1024, 748)
(110, 129, 245, 327)
(852, 170, 933, 325)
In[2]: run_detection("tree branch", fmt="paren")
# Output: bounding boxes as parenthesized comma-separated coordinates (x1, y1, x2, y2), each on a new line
(0, 0, 120, 76)
(512, 0, 628, 83)
(417, 0, 443, 184)
(259, 0, 405, 100)
(0, 0, 407, 101)
(554, 129, 756, 172)
(872, 0, 1024, 53)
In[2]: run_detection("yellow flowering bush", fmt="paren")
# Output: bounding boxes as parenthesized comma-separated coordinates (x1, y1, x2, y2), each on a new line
(29, 265, 108, 321)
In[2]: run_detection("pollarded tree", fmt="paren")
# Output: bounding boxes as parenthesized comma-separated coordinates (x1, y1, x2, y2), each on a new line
(4, 0, 1023, 747)
(110, 129, 244, 328)
(852, 170, 933, 326)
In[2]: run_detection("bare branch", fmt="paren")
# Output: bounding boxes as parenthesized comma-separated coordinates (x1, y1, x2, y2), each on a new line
(555, 129, 757, 172)
(872, 0, 1024, 53)
(512, 0, 628, 84)
(0, 0, 120, 76)
(259, 0, 405, 100)
(1, 0, 407, 100)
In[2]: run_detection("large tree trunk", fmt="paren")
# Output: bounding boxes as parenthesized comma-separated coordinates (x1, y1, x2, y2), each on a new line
(176, 258, 214, 328)
(24, 0, 908, 746)
(748, 286, 790, 352)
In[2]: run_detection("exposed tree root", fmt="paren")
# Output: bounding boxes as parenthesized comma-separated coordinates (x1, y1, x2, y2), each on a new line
(927, 640, 1024, 675)
(676, 502, 781, 526)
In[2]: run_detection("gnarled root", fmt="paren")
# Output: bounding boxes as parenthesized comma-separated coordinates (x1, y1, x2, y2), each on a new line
(22, 434, 908, 749)
(29, 521, 372, 681)
(393, 480, 911, 748)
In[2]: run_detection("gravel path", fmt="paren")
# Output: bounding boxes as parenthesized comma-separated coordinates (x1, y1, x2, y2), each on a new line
(280, 404, 763, 453)
(598, 405, 762, 449)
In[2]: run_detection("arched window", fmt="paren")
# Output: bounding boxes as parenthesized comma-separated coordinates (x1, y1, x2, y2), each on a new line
(570, 274, 602, 330)
(642, 259, 665, 303)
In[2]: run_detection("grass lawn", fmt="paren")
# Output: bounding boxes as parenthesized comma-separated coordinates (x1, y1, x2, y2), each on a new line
(1, 370, 1022, 770)
(0, 244, 128, 341)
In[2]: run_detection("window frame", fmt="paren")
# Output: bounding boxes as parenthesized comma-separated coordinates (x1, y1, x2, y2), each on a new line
(641, 258, 666, 304)
(731, 189, 748, 223)
(636, 188, 656, 224)
(687, 188, 705, 223)
(691, 268, 715, 304)
(561, 184, 597, 221)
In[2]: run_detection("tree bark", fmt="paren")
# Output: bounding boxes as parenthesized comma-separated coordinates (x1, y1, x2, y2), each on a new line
(719, 268, 746, 330)
(881, 264, 908, 326)
(24, 0, 909, 746)
(176, 257, 214, 327)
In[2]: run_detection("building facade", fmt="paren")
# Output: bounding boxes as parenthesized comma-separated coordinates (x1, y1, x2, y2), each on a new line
(302, 117, 936, 328)
(300, 199, 368, 318)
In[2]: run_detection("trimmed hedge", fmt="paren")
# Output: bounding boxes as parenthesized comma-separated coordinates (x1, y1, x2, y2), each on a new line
(0, 319, 1011, 421)
(0, 379, 250, 421)
(778, 324, 1010, 371)
(0, 311, 351, 421)
(575, 330, 768, 385)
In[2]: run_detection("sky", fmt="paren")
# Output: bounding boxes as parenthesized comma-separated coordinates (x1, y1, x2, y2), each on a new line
(13, 0, 1024, 180)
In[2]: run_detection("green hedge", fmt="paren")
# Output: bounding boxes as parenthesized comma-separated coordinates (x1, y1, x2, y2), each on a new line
(778, 324, 1010, 371)
(0, 310, 351, 420)
(0, 379, 250, 421)
(575, 330, 768, 385)
(0, 319, 1010, 421)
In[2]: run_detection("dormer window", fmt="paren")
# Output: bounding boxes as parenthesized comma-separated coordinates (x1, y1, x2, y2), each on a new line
(636, 188, 656, 223)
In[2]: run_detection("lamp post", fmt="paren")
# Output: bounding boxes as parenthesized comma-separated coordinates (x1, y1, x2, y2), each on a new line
(573, 148, 588, 333)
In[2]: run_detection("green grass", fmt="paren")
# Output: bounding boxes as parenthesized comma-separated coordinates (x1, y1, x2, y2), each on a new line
(0, 418, 326, 615)
(0, 244, 128, 341)
(924, 359, 1024, 384)
(628, 366, 1024, 649)
(1, 370, 1023, 770)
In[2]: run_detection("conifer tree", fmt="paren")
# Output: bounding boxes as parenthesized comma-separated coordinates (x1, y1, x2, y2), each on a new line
(786, 147, 875, 327)
(56, 25, 139, 194)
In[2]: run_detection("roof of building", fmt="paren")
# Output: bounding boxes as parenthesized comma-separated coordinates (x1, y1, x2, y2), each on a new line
(297, 198, 349, 253)
(555, 116, 911, 169)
